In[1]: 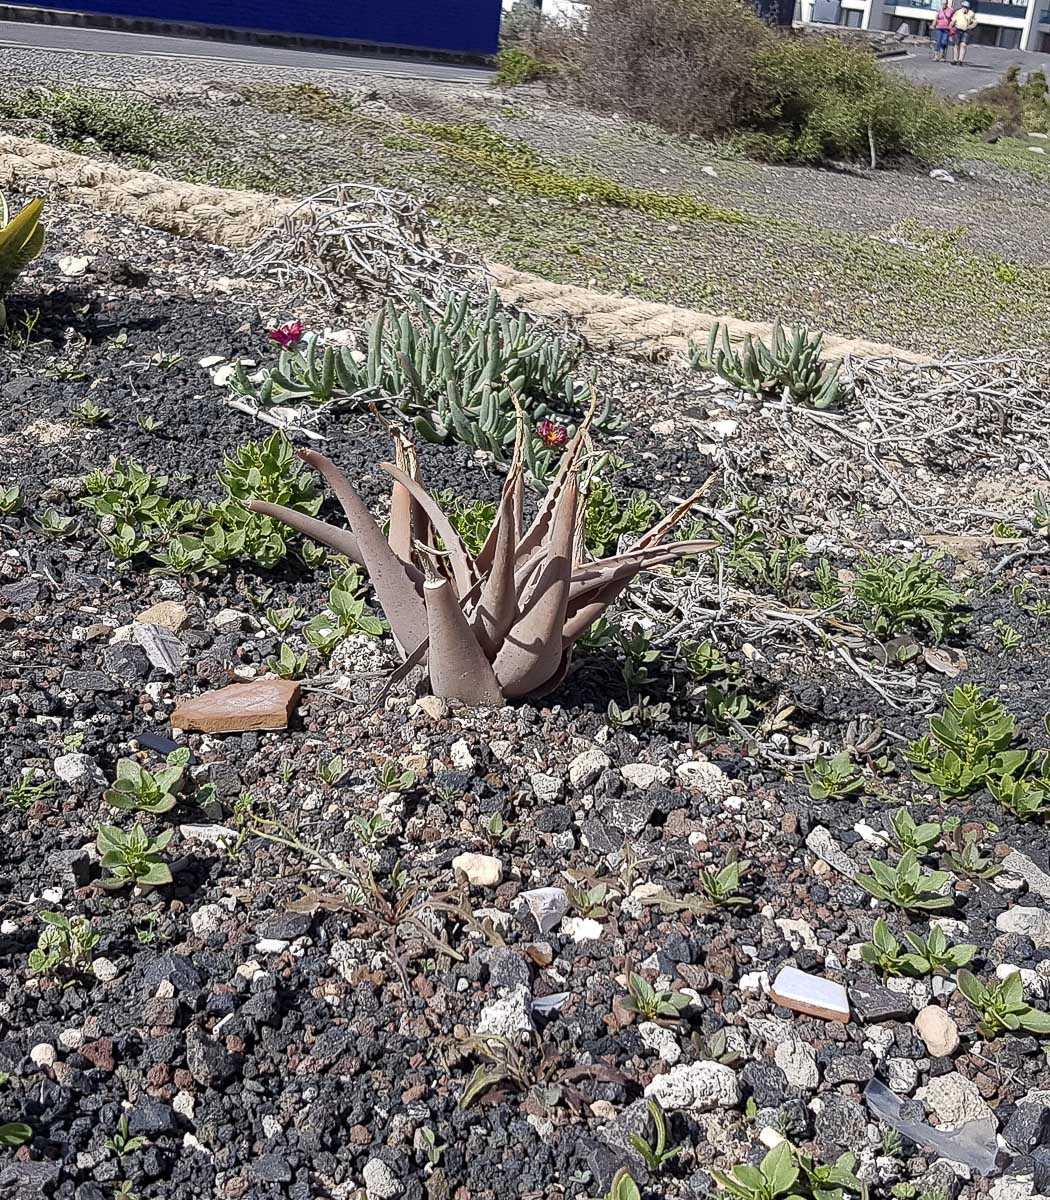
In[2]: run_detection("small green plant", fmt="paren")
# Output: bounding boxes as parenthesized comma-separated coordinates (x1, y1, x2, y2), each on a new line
(265, 603, 303, 634)
(904, 685, 1025, 801)
(417, 1125, 445, 1168)
(0, 1121, 30, 1147)
(690, 320, 849, 409)
(96, 824, 173, 890)
(804, 751, 862, 801)
(989, 770, 1050, 821)
(622, 972, 691, 1023)
(681, 639, 733, 683)
(0, 194, 44, 328)
(104, 749, 187, 814)
(993, 619, 1022, 653)
(696, 858, 751, 909)
(105, 1115, 147, 1158)
(730, 527, 807, 598)
(711, 1141, 801, 1200)
(856, 850, 954, 912)
(812, 557, 841, 609)
(28, 910, 100, 976)
(861, 917, 975, 977)
(267, 643, 308, 680)
(442, 494, 496, 557)
(852, 553, 967, 642)
(566, 880, 611, 918)
(605, 1168, 641, 1200)
(495, 46, 548, 87)
(629, 1098, 682, 1173)
(6, 771, 56, 810)
(585, 482, 660, 557)
(795, 1149, 863, 1199)
(38, 508, 75, 537)
(304, 568, 384, 654)
(377, 761, 417, 792)
(70, 398, 110, 427)
(956, 968, 1050, 1036)
(941, 824, 1002, 879)
(0, 484, 21, 514)
(615, 622, 661, 694)
(318, 757, 346, 787)
(887, 807, 941, 855)
(350, 813, 392, 848)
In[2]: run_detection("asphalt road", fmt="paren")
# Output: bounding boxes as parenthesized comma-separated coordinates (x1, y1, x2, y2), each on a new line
(0, 17, 494, 82)
(881, 42, 1047, 96)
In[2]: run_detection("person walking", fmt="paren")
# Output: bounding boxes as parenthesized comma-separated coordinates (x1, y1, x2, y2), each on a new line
(932, 0, 956, 62)
(951, 1, 977, 63)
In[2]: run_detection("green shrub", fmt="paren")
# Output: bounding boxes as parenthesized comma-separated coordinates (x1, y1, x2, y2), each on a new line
(0, 87, 193, 159)
(956, 104, 997, 136)
(573, 0, 771, 137)
(746, 36, 960, 165)
(495, 47, 548, 87)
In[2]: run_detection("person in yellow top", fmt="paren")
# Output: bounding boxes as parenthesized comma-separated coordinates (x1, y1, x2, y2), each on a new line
(951, 1, 977, 64)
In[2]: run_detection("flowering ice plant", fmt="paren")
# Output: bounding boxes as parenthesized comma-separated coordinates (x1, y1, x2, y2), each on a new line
(537, 417, 568, 448)
(268, 320, 305, 350)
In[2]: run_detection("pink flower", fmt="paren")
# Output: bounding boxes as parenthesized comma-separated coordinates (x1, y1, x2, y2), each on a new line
(537, 418, 568, 448)
(268, 320, 304, 350)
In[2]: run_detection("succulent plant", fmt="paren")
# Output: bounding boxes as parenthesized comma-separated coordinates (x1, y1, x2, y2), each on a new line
(246, 408, 716, 704)
(689, 318, 849, 409)
(230, 290, 615, 483)
(0, 194, 44, 326)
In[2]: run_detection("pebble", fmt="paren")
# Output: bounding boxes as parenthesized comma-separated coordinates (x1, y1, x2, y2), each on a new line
(451, 852, 502, 888)
(30, 1043, 56, 1068)
(562, 917, 603, 942)
(620, 762, 670, 789)
(92, 957, 119, 983)
(644, 1061, 740, 1111)
(915, 1005, 960, 1058)
(363, 1158, 402, 1199)
(568, 747, 612, 788)
(638, 1021, 682, 1064)
(189, 903, 226, 937)
(804, 826, 857, 880)
(512, 887, 570, 936)
(850, 978, 913, 1022)
(255, 939, 290, 954)
(923, 1072, 995, 1129)
(135, 600, 189, 632)
(449, 739, 475, 771)
(886, 1057, 920, 1094)
(530, 772, 562, 801)
(414, 695, 449, 719)
(53, 753, 105, 792)
(476, 986, 532, 1039)
(774, 1039, 819, 1089)
(996, 906, 1050, 947)
(675, 758, 733, 800)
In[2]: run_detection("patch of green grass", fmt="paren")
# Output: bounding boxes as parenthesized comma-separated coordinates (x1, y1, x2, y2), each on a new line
(240, 82, 358, 123)
(957, 134, 1050, 182)
(408, 120, 746, 224)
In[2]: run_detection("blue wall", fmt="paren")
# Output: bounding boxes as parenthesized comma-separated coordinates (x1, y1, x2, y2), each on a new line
(12, 0, 502, 54)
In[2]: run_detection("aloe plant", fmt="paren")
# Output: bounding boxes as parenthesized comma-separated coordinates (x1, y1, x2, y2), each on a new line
(246, 407, 716, 703)
(0, 194, 44, 326)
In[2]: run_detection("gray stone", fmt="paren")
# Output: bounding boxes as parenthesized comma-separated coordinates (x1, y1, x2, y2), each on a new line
(252, 1154, 293, 1184)
(512, 887, 570, 936)
(606, 790, 657, 836)
(924, 1073, 995, 1129)
(1002, 850, 1050, 902)
(850, 977, 913, 1022)
(53, 753, 106, 792)
(1005, 1101, 1050, 1153)
(127, 1099, 176, 1136)
(815, 1093, 868, 1150)
(886, 1057, 920, 1094)
(996, 906, 1050, 947)
(805, 826, 857, 879)
(476, 986, 532, 1039)
(189, 904, 225, 937)
(46, 847, 93, 887)
(620, 763, 670, 790)
(774, 1039, 820, 1090)
(643, 1061, 740, 1111)
(824, 1053, 874, 1086)
(185, 1029, 236, 1087)
(477, 946, 530, 990)
(132, 623, 186, 674)
(178, 823, 238, 848)
(568, 748, 611, 789)
(363, 1158, 402, 1199)
(530, 772, 562, 802)
(61, 669, 119, 695)
(101, 641, 151, 683)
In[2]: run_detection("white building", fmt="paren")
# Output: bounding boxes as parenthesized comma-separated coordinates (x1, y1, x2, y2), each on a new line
(803, 0, 1049, 52)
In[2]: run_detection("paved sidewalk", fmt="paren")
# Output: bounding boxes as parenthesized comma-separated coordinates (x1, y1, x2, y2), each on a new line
(882, 41, 1048, 96)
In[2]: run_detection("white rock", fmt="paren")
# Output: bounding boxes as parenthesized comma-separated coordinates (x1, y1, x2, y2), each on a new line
(513, 887, 570, 935)
(450, 739, 475, 771)
(363, 1157, 402, 1199)
(179, 824, 237, 848)
(923, 1073, 994, 1129)
(929, 168, 955, 183)
(414, 695, 449, 720)
(30, 1043, 56, 1068)
(996, 906, 1050, 947)
(675, 758, 733, 800)
(198, 354, 226, 368)
(774, 917, 819, 951)
(990, 1175, 1044, 1200)
(92, 957, 119, 982)
(211, 608, 247, 632)
(644, 1061, 740, 1111)
(639, 1021, 682, 1064)
(770, 966, 850, 1022)
(59, 1029, 83, 1050)
(255, 939, 290, 954)
(530, 772, 562, 801)
(53, 753, 105, 792)
(620, 763, 670, 790)
(173, 1090, 195, 1119)
(476, 986, 532, 1039)
(886, 1056, 919, 1094)
(568, 748, 611, 788)
(58, 255, 91, 277)
(452, 852, 503, 888)
(739, 970, 769, 994)
(562, 917, 603, 942)
(774, 1039, 819, 1089)
(190, 904, 226, 938)
(915, 1005, 960, 1058)
(886, 975, 930, 1009)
